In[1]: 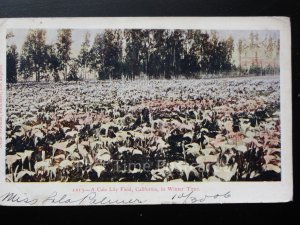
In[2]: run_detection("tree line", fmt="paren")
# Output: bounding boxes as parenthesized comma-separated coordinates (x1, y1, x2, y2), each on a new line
(237, 32, 280, 76)
(7, 29, 237, 83)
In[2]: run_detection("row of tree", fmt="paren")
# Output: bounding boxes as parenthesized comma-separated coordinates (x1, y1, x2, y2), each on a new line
(7, 29, 236, 83)
(237, 32, 280, 75)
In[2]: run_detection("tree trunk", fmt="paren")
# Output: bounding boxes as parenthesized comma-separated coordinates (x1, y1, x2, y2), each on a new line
(239, 53, 242, 75)
(36, 71, 40, 82)
(145, 58, 148, 76)
(64, 67, 67, 81)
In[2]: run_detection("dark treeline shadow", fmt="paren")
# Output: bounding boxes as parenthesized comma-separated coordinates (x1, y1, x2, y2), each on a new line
(6, 28, 280, 83)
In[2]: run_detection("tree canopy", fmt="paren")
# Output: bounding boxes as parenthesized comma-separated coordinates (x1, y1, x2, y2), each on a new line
(7, 29, 279, 83)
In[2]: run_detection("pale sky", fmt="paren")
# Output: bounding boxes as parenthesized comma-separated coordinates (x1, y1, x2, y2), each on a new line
(7, 29, 279, 58)
(7, 29, 103, 57)
(215, 30, 279, 41)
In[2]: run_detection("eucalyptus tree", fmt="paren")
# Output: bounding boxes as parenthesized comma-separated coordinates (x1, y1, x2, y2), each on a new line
(19, 29, 48, 82)
(6, 32, 18, 83)
(56, 29, 72, 81)
(78, 32, 91, 79)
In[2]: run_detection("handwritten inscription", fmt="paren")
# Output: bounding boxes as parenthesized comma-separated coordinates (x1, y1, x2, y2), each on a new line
(172, 191, 231, 203)
(0, 190, 231, 206)
(0, 192, 38, 205)
(0, 192, 146, 206)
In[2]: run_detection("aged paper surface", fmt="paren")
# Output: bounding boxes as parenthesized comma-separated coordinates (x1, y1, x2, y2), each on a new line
(0, 17, 292, 205)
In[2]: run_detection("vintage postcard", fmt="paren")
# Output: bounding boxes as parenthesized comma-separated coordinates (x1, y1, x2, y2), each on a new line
(0, 17, 293, 205)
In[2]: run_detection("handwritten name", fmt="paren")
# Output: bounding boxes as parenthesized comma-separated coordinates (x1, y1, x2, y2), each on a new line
(0, 192, 38, 205)
(0, 190, 231, 206)
(0, 192, 146, 206)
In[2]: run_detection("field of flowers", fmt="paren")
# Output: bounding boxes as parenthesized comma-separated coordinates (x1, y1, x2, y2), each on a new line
(6, 76, 281, 182)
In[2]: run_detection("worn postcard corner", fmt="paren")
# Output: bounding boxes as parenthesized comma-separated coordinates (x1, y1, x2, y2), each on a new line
(0, 17, 293, 206)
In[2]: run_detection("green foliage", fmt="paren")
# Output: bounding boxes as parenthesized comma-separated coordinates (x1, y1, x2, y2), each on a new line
(19, 29, 48, 82)
(66, 60, 80, 81)
(56, 29, 72, 80)
(90, 33, 104, 72)
(13, 28, 280, 83)
(249, 63, 262, 76)
(18, 29, 67, 82)
(46, 44, 60, 82)
(6, 45, 18, 83)
(124, 29, 143, 79)
(99, 29, 122, 80)
(87, 29, 235, 80)
(78, 32, 91, 79)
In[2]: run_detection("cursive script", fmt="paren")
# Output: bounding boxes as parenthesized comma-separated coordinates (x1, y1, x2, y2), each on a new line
(0, 191, 231, 205)
(171, 191, 231, 203)
(0, 192, 146, 206)
(42, 191, 147, 205)
(0, 192, 38, 205)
